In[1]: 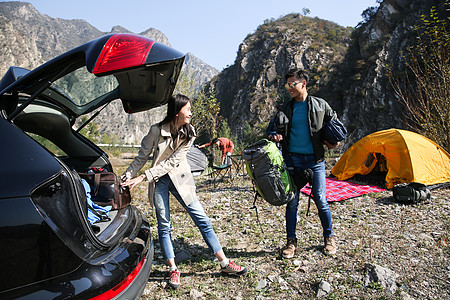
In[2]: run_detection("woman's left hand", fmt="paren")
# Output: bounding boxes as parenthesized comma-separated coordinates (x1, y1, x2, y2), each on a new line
(123, 174, 146, 190)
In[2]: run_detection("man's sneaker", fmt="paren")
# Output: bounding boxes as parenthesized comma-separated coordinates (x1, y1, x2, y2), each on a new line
(282, 238, 297, 258)
(168, 270, 180, 289)
(221, 261, 247, 276)
(324, 236, 337, 255)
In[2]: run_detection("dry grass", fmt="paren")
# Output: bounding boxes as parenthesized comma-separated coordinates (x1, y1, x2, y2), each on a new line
(112, 157, 450, 299)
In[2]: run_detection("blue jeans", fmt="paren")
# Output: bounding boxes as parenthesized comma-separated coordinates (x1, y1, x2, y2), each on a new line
(153, 174, 222, 261)
(285, 153, 333, 238)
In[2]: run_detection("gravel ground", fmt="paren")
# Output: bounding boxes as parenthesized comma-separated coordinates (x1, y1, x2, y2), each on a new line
(113, 157, 450, 299)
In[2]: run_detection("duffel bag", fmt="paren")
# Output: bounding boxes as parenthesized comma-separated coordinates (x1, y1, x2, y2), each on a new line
(79, 170, 131, 210)
(393, 182, 431, 204)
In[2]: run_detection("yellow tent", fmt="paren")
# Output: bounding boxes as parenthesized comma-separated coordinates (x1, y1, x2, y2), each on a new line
(331, 129, 450, 188)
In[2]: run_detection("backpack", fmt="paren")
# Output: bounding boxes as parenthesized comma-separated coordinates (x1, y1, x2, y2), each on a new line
(243, 139, 296, 206)
(393, 182, 431, 204)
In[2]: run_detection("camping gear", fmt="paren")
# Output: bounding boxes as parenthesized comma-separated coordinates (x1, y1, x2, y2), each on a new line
(209, 164, 233, 187)
(292, 168, 314, 191)
(243, 139, 296, 206)
(392, 182, 431, 204)
(291, 167, 314, 215)
(320, 119, 347, 144)
(331, 129, 450, 189)
(187, 145, 208, 176)
(300, 177, 386, 202)
(79, 169, 131, 210)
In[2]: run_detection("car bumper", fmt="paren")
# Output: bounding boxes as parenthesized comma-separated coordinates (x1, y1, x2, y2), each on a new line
(112, 237, 154, 300)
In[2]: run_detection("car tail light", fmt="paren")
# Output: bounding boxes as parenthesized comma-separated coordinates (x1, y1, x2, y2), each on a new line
(93, 34, 155, 75)
(89, 257, 145, 300)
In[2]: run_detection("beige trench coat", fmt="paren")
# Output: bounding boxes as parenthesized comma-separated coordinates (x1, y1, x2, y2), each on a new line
(125, 122, 197, 206)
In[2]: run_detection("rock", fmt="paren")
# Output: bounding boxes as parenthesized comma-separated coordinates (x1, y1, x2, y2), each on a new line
(232, 294, 244, 300)
(316, 280, 331, 298)
(351, 274, 363, 282)
(256, 279, 267, 290)
(399, 290, 415, 300)
(364, 263, 398, 294)
(293, 259, 302, 266)
(189, 288, 205, 299)
(277, 276, 287, 285)
(174, 249, 193, 263)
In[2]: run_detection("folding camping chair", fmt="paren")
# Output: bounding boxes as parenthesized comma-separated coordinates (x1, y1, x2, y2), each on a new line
(208, 163, 233, 187)
(230, 154, 246, 177)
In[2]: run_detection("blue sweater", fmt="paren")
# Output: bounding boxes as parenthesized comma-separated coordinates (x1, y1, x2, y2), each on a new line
(288, 100, 314, 154)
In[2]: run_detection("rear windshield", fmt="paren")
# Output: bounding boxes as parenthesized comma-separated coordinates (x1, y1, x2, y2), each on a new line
(53, 67, 119, 106)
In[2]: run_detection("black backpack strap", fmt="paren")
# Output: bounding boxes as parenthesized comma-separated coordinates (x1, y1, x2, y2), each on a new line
(306, 193, 312, 216)
(248, 149, 264, 233)
(250, 188, 264, 234)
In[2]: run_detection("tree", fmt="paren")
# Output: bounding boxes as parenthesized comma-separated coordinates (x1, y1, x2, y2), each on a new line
(387, 4, 450, 152)
(217, 119, 231, 140)
(361, 6, 377, 23)
(302, 8, 311, 16)
(242, 121, 269, 146)
(174, 71, 195, 99)
(190, 90, 222, 142)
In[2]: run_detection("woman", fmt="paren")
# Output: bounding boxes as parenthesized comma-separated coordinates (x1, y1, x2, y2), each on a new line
(122, 94, 247, 289)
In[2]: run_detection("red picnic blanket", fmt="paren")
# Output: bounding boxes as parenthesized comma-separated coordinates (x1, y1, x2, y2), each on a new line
(300, 177, 386, 202)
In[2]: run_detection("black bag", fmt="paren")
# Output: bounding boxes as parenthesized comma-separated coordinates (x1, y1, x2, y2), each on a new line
(320, 119, 347, 144)
(292, 167, 314, 216)
(79, 170, 131, 210)
(393, 182, 431, 203)
(292, 168, 314, 190)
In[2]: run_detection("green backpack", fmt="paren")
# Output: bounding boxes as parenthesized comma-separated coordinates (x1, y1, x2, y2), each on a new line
(243, 139, 296, 206)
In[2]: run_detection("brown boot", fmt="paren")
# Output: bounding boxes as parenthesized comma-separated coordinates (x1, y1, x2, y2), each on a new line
(282, 238, 297, 258)
(324, 236, 337, 255)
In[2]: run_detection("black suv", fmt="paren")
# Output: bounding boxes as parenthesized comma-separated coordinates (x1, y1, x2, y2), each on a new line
(0, 33, 185, 299)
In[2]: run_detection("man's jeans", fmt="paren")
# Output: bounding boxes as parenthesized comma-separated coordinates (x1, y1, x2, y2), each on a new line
(153, 174, 222, 260)
(285, 153, 333, 238)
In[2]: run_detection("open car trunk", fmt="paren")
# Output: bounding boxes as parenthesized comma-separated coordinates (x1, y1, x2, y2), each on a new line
(0, 34, 185, 244)
(0, 33, 188, 299)
(14, 102, 133, 242)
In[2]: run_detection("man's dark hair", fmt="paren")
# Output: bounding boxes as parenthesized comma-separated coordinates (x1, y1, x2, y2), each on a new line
(211, 138, 219, 144)
(284, 68, 309, 83)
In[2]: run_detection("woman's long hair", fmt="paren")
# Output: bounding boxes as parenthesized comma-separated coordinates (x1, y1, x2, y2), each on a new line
(160, 94, 195, 141)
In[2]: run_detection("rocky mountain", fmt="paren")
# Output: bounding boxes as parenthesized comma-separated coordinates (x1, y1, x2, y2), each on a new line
(206, 14, 353, 141)
(0, 1, 218, 144)
(184, 53, 220, 92)
(2, 0, 446, 147)
(206, 0, 446, 148)
(327, 0, 446, 145)
(0, 2, 103, 74)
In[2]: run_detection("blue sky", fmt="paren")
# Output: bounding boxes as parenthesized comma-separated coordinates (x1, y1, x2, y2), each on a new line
(8, 0, 378, 70)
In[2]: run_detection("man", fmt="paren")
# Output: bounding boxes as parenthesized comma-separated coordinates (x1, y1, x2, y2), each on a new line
(198, 137, 234, 166)
(273, 68, 340, 257)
